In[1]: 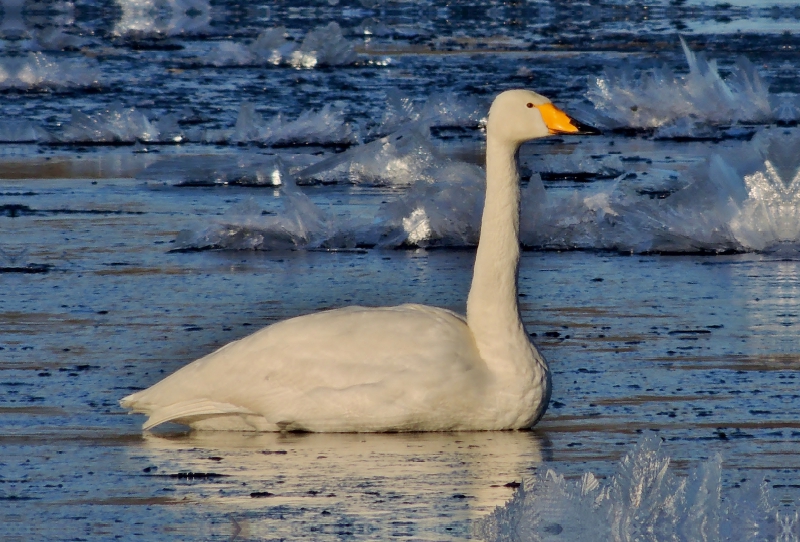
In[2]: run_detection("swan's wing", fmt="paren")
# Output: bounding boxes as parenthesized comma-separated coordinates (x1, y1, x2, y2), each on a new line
(138, 399, 256, 431)
(122, 304, 489, 431)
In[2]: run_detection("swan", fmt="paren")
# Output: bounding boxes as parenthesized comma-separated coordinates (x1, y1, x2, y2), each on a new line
(120, 89, 599, 432)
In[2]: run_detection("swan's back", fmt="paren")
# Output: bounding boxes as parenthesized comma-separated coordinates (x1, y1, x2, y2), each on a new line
(121, 304, 493, 432)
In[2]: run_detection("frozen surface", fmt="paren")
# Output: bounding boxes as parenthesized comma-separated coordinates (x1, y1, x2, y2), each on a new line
(478, 437, 800, 542)
(22, 28, 91, 52)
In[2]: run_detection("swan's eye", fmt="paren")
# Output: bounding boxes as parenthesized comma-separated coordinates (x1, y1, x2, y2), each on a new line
(526, 103, 534, 108)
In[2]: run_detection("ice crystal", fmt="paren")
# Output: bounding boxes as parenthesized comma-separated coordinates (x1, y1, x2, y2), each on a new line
(476, 437, 800, 542)
(587, 37, 772, 129)
(113, 0, 211, 38)
(172, 159, 345, 251)
(0, 52, 99, 90)
(231, 102, 360, 147)
(202, 23, 357, 69)
(289, 22, 356, 69)
(375, 89, 487, 135)
(60, 104, 159, 144)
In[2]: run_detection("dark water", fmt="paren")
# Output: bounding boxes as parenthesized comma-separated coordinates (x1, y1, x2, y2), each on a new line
(2, 1, 800, 540)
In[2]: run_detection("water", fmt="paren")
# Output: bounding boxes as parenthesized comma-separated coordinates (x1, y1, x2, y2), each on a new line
(2, 1, 800, 540)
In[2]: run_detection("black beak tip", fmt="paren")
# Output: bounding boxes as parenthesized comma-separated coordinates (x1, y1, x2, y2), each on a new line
(572, 119, 602, 136)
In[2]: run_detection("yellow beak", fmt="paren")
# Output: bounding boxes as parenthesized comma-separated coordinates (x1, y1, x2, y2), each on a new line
(536, 103, 601, 135)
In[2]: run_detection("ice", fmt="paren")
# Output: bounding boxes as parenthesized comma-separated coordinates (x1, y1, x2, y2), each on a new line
(56, 105, 199, 144)
(205, 27, 294, 67)
(375, 89, 487, 135)
(173, 124, 800, 254)
(375, 161, 485, 247)
(295, 122, 439, 185)
(231, 102, 361, 147)
(152, 113, 189, 143)
(476, 437, 800, 542)
(289, 22, 357, 69)
(0, 120, 50, 143)
(173, 126, 486, 250)
(203, 41, 254, 67)
(772, 93, 800, 125)
(201, 23, 357, 69)
(23, 28, 90, 51)
(729, 130, 800, 250)
(587, 37, 772, 130)
(60, 104, 159, 144)
(521, 128, 800, 253)
(137, 154, 296, 187)
(0, 52, 100, 90)
(172, 159, 346, 251)
(249, 27, 295, 65)
(113, 0, 212, 38)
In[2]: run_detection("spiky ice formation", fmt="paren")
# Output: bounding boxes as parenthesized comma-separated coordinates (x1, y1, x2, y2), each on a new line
(476, 437, 799, 542)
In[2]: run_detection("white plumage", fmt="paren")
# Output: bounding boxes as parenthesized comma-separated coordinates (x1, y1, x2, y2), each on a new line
(121, 89, 599, 432)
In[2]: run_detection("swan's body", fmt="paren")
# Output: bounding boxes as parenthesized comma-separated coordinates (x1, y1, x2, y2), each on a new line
(121, 90, 598, 432)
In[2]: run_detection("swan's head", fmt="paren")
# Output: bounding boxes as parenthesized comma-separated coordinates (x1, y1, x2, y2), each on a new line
(487, 89, 600, 145)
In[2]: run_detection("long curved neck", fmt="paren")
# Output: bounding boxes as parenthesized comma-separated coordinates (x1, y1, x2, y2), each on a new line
(466, 134, 526, 355)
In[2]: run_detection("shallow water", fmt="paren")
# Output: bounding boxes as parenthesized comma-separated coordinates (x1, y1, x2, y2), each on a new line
(2, 1, 800, 540)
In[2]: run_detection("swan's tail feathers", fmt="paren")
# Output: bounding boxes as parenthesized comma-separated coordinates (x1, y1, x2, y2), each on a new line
(119, 390, 145, 410)
(120, 395, 256, 430)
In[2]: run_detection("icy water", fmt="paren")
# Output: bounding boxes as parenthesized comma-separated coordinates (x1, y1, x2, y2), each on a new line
(3, 1, 800, 541)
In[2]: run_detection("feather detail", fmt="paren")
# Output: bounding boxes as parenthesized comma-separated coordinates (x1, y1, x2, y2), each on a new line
(138, 399, 257, 430)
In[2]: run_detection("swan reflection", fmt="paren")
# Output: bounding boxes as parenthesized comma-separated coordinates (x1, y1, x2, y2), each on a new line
(137, 430, 544, 539)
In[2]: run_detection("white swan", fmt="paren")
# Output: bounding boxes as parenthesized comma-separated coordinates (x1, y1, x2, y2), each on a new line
(120, 90, 599, 432)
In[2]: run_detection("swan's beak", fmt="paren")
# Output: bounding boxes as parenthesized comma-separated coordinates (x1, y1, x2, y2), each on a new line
(537, 103, 601, 136)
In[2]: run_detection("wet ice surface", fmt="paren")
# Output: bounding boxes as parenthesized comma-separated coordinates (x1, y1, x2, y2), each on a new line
(2, 1, 800, 540)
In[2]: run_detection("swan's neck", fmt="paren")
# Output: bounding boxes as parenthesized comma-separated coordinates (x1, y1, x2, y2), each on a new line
(466, 136, 527, 360)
